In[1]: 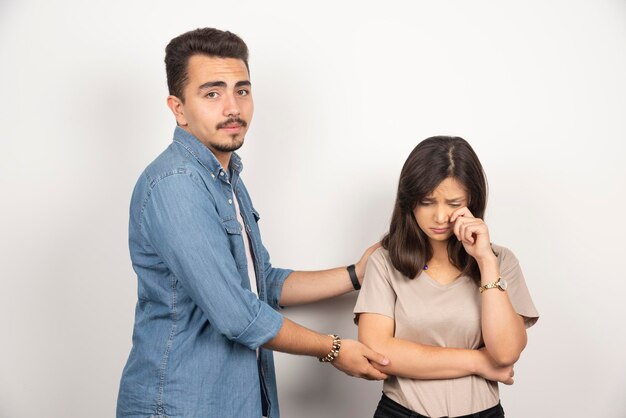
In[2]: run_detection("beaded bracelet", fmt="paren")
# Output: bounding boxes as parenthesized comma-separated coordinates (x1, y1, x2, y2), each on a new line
(318, 334, 342, 363)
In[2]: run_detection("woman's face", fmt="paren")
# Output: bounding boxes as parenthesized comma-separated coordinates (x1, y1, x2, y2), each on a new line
(413, 177, 468, 243)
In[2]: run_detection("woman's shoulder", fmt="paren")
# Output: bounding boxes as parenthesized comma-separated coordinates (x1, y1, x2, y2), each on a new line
(491, 243, 510, 256)
(370, 246, 391, 265)
(491, 243, 520, 270)
(368, 246, 404, 277)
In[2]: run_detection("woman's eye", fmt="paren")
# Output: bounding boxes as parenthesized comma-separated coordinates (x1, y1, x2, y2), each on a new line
(420, 201, 432, 206)
(449, 203, 461, 208)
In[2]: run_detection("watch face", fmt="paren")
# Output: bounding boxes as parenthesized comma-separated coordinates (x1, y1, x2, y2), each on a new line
(498, 278, 508, 290)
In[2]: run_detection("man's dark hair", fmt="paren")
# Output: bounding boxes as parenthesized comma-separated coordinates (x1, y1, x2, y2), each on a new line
(382, 136, 488, 284)
(165, 27, 249, 101)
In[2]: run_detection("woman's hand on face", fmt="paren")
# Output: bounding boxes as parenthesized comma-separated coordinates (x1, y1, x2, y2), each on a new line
(450, 207, 493, 262)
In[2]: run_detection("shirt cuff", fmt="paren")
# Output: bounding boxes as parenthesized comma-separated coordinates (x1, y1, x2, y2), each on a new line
(266, 268, 293, 309)
(232, 302, 284, 350)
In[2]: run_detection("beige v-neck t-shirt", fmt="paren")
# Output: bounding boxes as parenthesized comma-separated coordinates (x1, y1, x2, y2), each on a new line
(354, 244, 539, 417)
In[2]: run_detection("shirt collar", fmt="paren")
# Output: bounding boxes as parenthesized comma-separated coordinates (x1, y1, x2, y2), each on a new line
(172, 126, 243, 180)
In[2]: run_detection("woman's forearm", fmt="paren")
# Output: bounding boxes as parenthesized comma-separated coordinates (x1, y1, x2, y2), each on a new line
(478, 257, 527, 366)
(358, 314, 514, 383)
(363, 335, 479, 379)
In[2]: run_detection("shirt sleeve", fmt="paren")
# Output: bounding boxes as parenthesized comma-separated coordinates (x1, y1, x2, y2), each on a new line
(353, 248, 397, 321)
(257, 242, 292, 309)
(141, 172, 283, 350)
(496, 245, 540, 328)
(236, 184, 292, 310)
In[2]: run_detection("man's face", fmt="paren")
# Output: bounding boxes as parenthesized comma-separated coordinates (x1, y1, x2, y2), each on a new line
(169, 55, 253, 157)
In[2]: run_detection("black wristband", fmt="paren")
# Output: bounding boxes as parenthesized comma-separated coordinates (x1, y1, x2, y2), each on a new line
(347, 264, 361, 290)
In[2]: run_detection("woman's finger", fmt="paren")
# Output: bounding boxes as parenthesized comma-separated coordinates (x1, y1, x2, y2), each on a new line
(450, 206, 474, 223)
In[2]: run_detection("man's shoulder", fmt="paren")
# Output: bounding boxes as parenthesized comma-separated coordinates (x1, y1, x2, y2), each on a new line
(130, 142, 214, 210)
(139, 142, 207, 188)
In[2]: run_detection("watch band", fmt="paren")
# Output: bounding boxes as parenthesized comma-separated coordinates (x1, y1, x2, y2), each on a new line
(347, 264, 361, 290)
(479, 277, 507, 293)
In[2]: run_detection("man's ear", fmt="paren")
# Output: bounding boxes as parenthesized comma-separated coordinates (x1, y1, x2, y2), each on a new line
(167, 95, 188, 126)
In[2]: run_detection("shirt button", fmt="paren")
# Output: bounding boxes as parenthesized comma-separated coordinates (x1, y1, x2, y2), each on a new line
(211, 173, 215, 179)
(228, 199, 232, 204)
(220, 172, 225, 176)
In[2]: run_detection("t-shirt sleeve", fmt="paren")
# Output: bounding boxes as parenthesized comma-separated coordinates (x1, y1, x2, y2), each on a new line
(496, 246, 540, 329)
(353, 248, 397, 321)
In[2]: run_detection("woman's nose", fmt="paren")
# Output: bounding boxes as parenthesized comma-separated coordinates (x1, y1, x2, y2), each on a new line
(434, 207, 450, 224)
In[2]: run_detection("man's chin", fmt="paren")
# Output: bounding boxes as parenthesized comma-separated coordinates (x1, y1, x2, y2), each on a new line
(211, 137, 244, 153)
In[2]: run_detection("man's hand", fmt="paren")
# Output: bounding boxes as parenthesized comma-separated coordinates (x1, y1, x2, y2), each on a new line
(331, 339, 389, 380)
(355, 242, 382, 284)
(474, 348, 515, 385)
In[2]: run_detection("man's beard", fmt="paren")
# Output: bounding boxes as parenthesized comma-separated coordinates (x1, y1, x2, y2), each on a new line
(212, 117, 247, 152)
(211, 135, 244, 152)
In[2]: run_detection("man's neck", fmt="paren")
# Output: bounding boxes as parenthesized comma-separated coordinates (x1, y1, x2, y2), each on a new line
(213, 151, 231, 172)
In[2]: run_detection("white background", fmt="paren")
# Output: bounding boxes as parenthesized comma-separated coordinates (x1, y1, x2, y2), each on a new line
(1, 1, 625, 417)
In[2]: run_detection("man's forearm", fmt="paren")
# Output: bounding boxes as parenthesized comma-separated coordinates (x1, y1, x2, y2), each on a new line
(262, 317, 333, 356)
(278, 242, 381, 306)
(263, 317, 390, 381)
(278, 268, 355, 306)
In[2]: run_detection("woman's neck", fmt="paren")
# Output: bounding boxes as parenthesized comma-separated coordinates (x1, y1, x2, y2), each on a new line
(425, 239, 461, 284)
(429, 239, 449, 265)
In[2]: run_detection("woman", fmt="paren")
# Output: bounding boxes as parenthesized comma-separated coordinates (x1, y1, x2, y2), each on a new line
(354, 136, 539, 418)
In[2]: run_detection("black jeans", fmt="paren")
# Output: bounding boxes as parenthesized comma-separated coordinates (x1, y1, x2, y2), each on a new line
(373, 393, 505, 418)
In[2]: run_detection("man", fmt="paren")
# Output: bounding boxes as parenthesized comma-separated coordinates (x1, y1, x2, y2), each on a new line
(117, 28, 388, 418)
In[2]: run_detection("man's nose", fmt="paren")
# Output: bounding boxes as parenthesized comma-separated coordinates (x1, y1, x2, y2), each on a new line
(223, 93, 240, 117)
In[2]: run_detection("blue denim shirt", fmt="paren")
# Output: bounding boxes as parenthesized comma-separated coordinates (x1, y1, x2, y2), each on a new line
(117, 127, 292, 418)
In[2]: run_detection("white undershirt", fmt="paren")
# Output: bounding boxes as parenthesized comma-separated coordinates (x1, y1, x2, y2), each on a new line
(233, 191, 265, 417)
(232, 191, 258, 295)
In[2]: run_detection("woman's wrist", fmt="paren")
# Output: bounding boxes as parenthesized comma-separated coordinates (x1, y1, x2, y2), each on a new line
(468, 349, 484, 375)
(475, 251, 497, 266)
(476, 254, 499, 284)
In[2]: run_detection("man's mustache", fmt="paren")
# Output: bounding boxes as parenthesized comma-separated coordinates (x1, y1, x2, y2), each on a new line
(216, 117, 248, 129)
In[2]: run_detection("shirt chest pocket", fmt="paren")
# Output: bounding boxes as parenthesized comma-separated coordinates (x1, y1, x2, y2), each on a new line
(246, 208, 261, 234)
(220, 217, 247, 271)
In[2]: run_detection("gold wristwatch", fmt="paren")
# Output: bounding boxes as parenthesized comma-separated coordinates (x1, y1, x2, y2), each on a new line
(479, 277, 508, 293)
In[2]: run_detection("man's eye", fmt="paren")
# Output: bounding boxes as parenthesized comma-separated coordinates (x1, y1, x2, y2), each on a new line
(237, 89, 249, 96)
(206, 92, 218, 98)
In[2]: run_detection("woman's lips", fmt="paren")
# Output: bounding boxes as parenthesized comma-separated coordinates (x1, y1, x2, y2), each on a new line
(430, 227, 450, 234)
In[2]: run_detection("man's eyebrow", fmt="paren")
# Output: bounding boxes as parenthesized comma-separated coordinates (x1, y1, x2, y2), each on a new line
(197, 80, 251, 90)
(198, 81, 227, 90)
